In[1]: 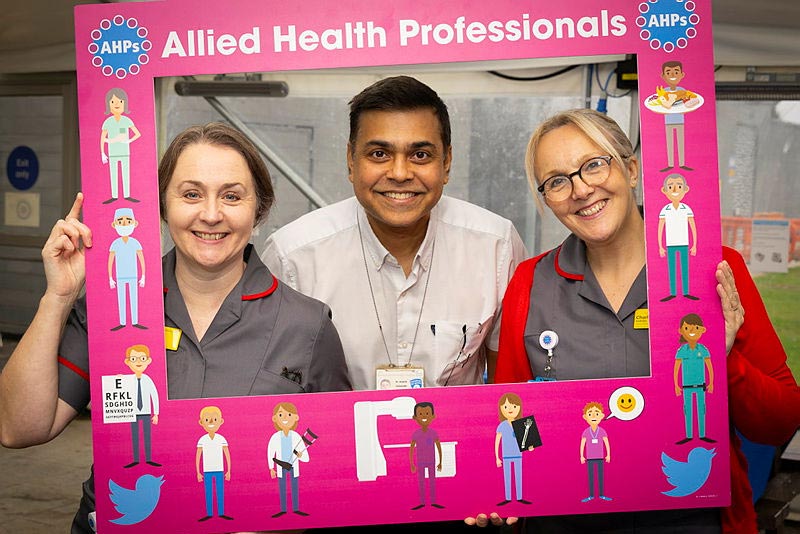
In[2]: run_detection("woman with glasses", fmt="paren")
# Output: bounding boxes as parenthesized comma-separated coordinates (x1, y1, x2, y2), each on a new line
(492, 109, 800, 533)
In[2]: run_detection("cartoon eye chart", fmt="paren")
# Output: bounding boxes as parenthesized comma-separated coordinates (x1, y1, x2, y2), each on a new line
(75, 0, 729, 531)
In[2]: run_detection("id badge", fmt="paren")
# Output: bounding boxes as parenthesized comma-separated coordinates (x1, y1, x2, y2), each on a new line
(376, 365, 425, 390)
(592, 438, 599, 444)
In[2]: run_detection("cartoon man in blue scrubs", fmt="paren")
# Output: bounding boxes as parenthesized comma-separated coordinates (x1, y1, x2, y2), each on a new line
(108, 207, 146, 331)
(101, 88, 141, 204)
(673, 313, 715, 445)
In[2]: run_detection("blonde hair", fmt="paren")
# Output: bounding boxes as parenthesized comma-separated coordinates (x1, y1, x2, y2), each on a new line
(199, 405, 222, 420)
(525, 109, 635, 214)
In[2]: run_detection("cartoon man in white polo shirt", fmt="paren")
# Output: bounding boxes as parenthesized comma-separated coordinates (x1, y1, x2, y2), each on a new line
(658, 173, 699, 302)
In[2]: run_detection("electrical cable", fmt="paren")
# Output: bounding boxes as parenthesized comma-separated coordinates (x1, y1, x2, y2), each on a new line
(488, 64, 579, 82)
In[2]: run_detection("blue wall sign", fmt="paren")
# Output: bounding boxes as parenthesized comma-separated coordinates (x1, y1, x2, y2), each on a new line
(6, 146, 40, 191)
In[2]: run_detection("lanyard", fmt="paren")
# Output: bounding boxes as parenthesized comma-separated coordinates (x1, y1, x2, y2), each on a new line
(357, 215, 433, 368)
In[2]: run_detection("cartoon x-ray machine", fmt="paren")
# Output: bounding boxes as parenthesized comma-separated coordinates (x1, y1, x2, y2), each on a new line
(354, 396, 457, 482)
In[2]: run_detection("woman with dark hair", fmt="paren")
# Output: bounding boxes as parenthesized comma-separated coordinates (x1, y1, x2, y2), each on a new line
(0, 122, 351, 532)
(492, 108, 800, 533)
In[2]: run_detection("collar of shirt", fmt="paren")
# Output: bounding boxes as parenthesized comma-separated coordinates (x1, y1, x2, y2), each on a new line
(356, 202, 437, 276)
(554, 233, 647, 320)
(162, 244, 278, 343)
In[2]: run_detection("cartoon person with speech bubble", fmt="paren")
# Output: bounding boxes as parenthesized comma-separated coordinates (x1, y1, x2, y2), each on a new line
(579, 402, 611, 503)
(607, 386, 645, 421)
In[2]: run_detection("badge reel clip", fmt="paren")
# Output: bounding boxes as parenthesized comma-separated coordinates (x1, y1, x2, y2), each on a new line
(533, 330, 558, 382)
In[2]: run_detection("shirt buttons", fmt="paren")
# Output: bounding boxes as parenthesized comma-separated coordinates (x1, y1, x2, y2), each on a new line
(399, 342, 408, 349)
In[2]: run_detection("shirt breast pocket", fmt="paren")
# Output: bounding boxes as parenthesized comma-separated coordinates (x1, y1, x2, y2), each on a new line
(433, 316, 493, 386)
(250, 369, 306, 396)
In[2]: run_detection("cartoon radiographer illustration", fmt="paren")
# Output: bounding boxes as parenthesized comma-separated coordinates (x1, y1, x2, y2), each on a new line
(196, 406, 233, 522)
(101, 87, 141, 204)
(123, 344, 160, 468)
(658, 173, 698, 302)
(494, 393, 535, 506)
(579, 402, 611, 502)
(673, 313, 715, 445)
(108, 207, 146, 331)
(267, 402, 313, 518)
(409, 402, 444, 510)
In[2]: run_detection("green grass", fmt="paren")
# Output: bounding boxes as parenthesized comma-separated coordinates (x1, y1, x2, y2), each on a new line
(754, 266, 800, 382)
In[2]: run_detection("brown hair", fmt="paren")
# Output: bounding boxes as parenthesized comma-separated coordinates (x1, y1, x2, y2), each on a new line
(272, 402, 299, 431)
(525, 108, 636, 214)
(679, 313, 704, 343)
(582, 401, 604, 415)
(498, 393, 523, 421)
(157, 122, 274, 225)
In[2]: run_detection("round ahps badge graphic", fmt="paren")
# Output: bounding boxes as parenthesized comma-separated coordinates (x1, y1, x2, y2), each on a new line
(636, 0, 700, 53)
(88, 15, 152, 79)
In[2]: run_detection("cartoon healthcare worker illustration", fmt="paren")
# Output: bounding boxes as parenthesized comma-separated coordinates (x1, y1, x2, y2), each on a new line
(658, 173, 698, 302)
(123, 344, 160, 468)
(108, 207, 146, 331)
(656, 61, 698, 172)
(267, 402, 309, 517)
(494, 393, 533, 506)
(196, 406, 233, 522)
(579, 402, 611, 502)
(409, 402, 444, 510)
(673, 313, 715, 445)
(100, 87, 141, 204)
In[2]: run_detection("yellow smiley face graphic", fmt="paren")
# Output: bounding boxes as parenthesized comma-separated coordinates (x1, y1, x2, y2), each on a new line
(616, 393, 636, 413)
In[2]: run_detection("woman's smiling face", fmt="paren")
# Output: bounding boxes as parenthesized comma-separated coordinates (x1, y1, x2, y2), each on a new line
(534, 124, 640, 249)
(163, 142, 257, 273)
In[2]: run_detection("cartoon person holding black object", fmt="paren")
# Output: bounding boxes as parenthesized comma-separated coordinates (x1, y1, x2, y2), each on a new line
(494, 393, 533, 506)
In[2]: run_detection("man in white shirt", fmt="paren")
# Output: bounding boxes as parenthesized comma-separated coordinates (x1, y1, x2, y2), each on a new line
(262, 76, 526, 390)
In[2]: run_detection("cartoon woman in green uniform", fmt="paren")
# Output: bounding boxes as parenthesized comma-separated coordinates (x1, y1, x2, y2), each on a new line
(101, 88, 141, 204)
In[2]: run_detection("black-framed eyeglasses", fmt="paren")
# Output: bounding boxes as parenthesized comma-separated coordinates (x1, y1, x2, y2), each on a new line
(537, 155, 614, 202)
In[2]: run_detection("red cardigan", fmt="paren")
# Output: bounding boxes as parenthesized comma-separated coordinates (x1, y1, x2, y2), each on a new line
(495, 246, 800, 533)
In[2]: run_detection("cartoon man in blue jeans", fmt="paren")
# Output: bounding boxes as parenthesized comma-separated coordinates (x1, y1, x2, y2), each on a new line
(108, 207, 146, 331)
(673, 313, 715, 445)
(196, 406, 233, 522)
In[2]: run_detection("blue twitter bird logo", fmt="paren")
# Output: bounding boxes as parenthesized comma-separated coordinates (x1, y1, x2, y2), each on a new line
(661, 446, 716, 497)
(108, 474, 165, 525)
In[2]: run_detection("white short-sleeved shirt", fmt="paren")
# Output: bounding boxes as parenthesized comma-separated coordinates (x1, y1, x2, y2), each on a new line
(262, 196, 527, 390)
(197, 433, 228, 472)
(659, 202, 693, 246)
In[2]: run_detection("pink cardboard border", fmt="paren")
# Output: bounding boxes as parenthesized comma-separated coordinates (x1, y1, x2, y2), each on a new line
(74, 1, 728, 531)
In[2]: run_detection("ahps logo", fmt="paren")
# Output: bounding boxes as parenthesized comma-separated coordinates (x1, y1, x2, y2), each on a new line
(88, 16, 151, 79)
(636, 0, 700, 53)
